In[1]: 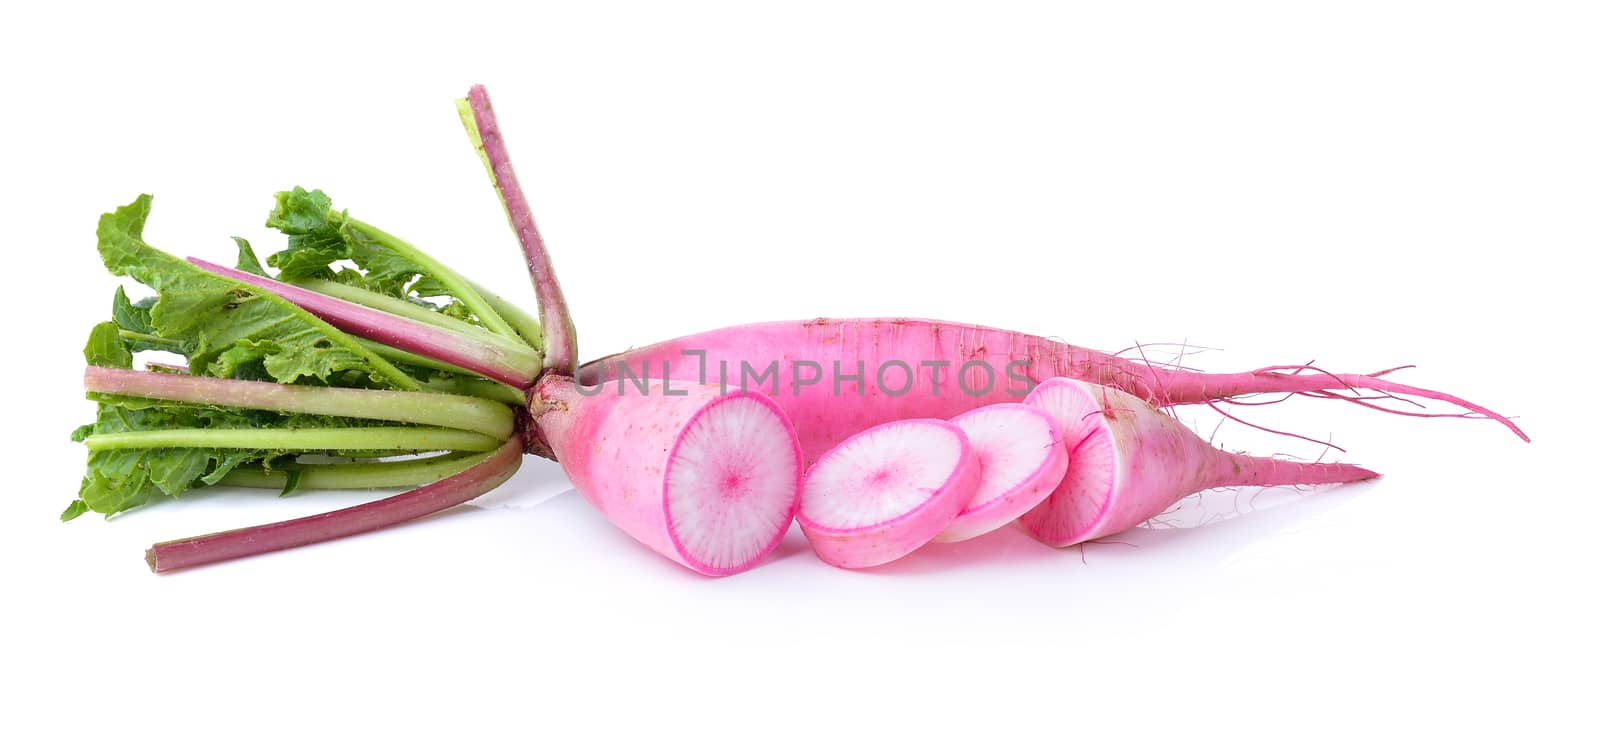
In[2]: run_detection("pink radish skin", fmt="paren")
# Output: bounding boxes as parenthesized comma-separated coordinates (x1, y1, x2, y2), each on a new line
(580, 318, 1526, 463)
(935, 403, 1069, 543)
(1019, 377, 1380, 547)
(531, 376, 802, 576)
(797, 419, 980, 569)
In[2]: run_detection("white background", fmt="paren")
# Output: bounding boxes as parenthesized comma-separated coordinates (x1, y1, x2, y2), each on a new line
(2, 2, 1593, 743)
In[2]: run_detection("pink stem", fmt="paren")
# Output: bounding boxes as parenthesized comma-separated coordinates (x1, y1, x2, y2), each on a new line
(146, 439, 523, 573)
(467, 85, 577, 374)
(189, 258, 535, 387)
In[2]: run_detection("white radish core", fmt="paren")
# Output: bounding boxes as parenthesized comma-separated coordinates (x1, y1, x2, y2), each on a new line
(665, 395, 801, 572)
(1019, 381, 1118, 542)
(801, 420, 966, 530)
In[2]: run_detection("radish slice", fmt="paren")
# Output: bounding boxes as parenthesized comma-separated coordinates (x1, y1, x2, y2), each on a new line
(934, 403, 1069, 543)
(797, 419, 979, 568)
(1018, 380, 1119, 545)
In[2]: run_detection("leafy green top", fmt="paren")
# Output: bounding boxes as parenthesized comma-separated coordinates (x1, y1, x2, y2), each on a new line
(98, 195, 417, 388)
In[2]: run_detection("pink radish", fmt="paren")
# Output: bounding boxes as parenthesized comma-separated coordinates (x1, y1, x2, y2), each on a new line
(797, 419, 980, 568)
(580, 318, 1527, 464)
(1018, 377, 1380, 547)
(104, 85, 1522, 576)
(530, 376, 802, 576)
(935, 403, 1069, 543)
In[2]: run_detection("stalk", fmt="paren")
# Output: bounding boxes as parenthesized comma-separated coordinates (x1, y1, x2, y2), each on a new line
(84, 366, 513, 439)
(176, 254, 426, 392)
(356, 341, 527, 406)
(470, 280, 543, 349)
(459, 86, 578, 374)
(340, 216, 521, 341)
(117, 329, 181, 347)
(146, 438, 523, 572)
(415, 375, 528, 408)
(190, 258, 541, 387)
(84, 427, 501, 453)
(294, 279, 497, 340)
(217, 452, 483, 490)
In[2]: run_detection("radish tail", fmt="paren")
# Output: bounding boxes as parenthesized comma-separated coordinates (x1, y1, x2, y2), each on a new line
(1210, 452, 1381, 489)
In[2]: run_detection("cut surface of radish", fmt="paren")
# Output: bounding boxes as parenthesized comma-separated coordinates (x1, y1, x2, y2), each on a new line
(665, 394, 804, 573)
(935, 403, 1069, 543)
(534, 378, 802, 576)
(798, 418, 978, 568)
(1017, 379, 1119, 545)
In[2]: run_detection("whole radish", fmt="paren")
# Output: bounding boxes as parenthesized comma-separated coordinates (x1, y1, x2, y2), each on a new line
(1018, 377, 1379, 547)
(797, 419, 980, 569)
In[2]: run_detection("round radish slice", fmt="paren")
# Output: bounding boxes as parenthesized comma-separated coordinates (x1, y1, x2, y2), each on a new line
(797, 419, 979, 569)
(934, 403, 1069, 542)
(1018, 378, 1119, 546)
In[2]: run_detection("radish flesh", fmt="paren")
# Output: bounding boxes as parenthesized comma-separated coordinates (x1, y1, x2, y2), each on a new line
(1019, 377, 1381, 547)
(797, 419, 979, 568)
(531, 376, 802, 576)
(935, 403, 1069, 543)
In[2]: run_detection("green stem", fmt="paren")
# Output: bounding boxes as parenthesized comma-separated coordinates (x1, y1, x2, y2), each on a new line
(416, 375, 527, 407)
(84, 427, 502, 453)
(469, 280, 543, 350)
(294, 279, 493, 339)
(300, 285, 541, 378)
(217, 453, 484, 490)
(84, 366, 513, 439)
(357, 340, 527, 406)
(117, 329, 181, 347)
(343, 216, 521, 341)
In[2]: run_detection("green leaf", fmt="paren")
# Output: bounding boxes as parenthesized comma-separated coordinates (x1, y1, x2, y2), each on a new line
(234, 236, 268, 276)
(111, 287, 153, 333)
(96, 195, 415, 388)
(263, 187, 502, 331)
(84, 321, 133, 368)
(279, 469, 304, 497)
(203, 451, 258, 486)
(59, 500, 90, 522)
(266, 187, 427, 298)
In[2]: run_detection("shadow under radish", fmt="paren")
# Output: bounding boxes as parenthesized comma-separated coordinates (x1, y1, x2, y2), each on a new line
(860, 479, 1376, 576)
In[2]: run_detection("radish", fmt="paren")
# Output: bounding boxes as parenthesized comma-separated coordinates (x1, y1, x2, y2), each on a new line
(579, 318, 1528, 465)
(935, 403, 1069, 543)
(1018, 377, 1380, 547)
(69, 83, 1524, 575)
(797, 419, 980, 568)
(531, 376, 802, 576)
